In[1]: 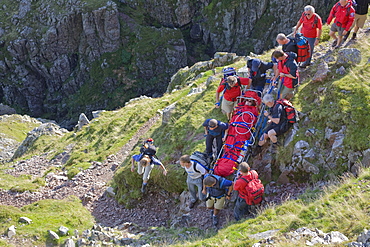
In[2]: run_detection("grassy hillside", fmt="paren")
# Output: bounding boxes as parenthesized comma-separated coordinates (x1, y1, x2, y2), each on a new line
(0, 24, 370, 246)
(0, 196, 94, 246)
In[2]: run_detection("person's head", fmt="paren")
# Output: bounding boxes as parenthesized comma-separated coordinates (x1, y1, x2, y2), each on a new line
(227, 75, 238, 87)
(245, 98, 256, 106)
(250, 59, 261, 73)
(179, 155, 191, 168)
(203, 176, 217, 187)
(340, 0, 348, 7)
(239, 162, 251, 174)
(139, 155, 151, 167)
(272, 50, 286, 61)
(304, 5, 315, 18)
(146, 138, 154, 144)
(208, 119, 218, 129)
(276, 33, 289, 45)
(262, 94, 275, 107)
(223, 67, 236, 79)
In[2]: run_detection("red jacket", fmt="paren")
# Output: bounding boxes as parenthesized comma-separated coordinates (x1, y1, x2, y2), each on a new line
(216, 77, 250, 102)
(327, 2, 355, 31)
(234, 170, 259, 200)
(277, 52, 299, 89)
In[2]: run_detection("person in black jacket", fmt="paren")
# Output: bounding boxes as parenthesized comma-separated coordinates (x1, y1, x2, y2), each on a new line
(247, 58, 278, 94)
(276, 33, 298, 55)
(344, 0, 370, 41)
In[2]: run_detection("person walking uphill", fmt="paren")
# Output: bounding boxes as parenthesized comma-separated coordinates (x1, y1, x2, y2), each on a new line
(202, 118, 229, 161)
(215, 75, 250, 120)
(234, 162, 263, 221)
(327, 0, 355, 48)
(293, 5, 323, 68)
(131, 154, 167, 193)
(272, 50, 299, 100)
(180, 155, 208, 209)
(202, 174, 233, 227)
(344, 0, 370, 41)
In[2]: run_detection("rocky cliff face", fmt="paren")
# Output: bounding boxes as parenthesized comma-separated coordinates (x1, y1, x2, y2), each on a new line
(0, 0, 335, 128)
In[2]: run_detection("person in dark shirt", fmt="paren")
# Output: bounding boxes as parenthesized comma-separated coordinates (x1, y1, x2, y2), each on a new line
(202, 118, 229, 159)
(247, 58, 278, 94)
(254, 94, 293, 154)
(202, 174, 233, 227)
(276, 33, 298, 55)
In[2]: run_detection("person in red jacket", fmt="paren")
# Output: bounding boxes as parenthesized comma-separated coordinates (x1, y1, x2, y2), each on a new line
(293, 5, 323, 67)
(234, 162, 259, 221)
(215, 75, 251, 120)
(272, 50, 299, 100)
(327, 0, 355, 48)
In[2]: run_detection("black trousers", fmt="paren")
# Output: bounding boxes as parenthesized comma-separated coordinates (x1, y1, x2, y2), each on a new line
(205, 134, 223, 157)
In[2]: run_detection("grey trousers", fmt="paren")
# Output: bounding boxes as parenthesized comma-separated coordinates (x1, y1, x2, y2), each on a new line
(187, 176, 205, 203)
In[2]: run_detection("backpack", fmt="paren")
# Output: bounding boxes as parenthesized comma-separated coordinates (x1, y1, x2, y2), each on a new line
(294, 33, 310, 63)
(206, 174, 228, 198)
(240, 170, 264, 205)
(300, 12, 319, 29)
(190, 151, 210, 172)
(276, 99, 298, 124)
(334, 2, 353, 17)
(221, 77, 242, 90)
(140, 143, 157, 157)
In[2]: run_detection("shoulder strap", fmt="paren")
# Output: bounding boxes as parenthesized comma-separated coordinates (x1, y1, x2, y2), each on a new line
(346, 5, 351, 16)
(192, 159, 208, 173)
(193, 161, 200, 173)
(240, 173, 256, 183)
(236, 77, 242, 88)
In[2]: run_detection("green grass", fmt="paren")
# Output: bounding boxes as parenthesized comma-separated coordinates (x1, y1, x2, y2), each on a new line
(0, 196, 94, 246)
(0, 115, 40, 142)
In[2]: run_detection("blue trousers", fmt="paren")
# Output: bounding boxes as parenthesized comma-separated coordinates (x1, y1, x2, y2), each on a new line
(303, 37, 316, 65)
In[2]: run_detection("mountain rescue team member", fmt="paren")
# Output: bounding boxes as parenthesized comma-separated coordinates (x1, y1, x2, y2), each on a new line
(327, 0, 355, 48)
(202, 174, 233, 227)
(215, 75, 251, 120)
(202, 118, 229, 160)
(293, 5, 323, 67)
(131, 154, 167, 193)
(344, 0, 370, 41)
(180, 155, 208, 209)
(272, 50, 299, 100)
(255, 94, 293, 154)
(234, 162, 259, 221)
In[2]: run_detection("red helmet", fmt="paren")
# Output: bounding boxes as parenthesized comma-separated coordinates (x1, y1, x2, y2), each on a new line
(146, 138, 154, 143)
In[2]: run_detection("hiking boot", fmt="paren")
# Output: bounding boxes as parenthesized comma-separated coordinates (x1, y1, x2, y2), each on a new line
(189, 200, 197, 209)
(351, 33, 357, 40)
(269, 142, 280, 153)
(331, 39, 338, 47)
(212, 215, 219, 227)
(342, 32, 350, 42)
(141, 184, 147, 193)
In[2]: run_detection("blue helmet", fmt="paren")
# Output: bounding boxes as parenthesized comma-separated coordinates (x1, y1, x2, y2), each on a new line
(222, 67, 237, 79)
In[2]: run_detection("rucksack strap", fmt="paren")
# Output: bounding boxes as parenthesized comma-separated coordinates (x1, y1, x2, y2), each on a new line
(240, 172, 257, 183)
(192, 160, 209, 173)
